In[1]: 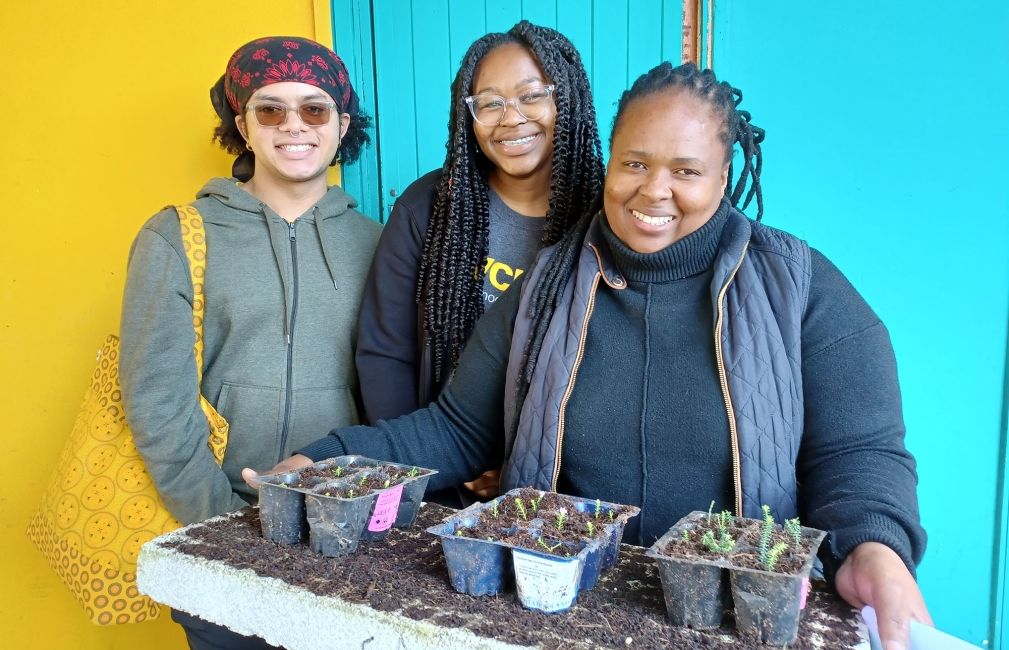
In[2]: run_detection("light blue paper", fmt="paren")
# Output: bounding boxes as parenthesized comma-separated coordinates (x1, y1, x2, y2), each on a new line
(861, 606, 980, 650)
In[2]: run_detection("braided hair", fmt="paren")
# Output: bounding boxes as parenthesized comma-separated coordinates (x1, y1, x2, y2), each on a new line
(516, 61, 765, 403)
(417, 21, 604, 383)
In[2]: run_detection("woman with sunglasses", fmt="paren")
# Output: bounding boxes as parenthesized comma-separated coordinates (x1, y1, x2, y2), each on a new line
(355, 22, 603, 501)
(120, 36, 380, 649)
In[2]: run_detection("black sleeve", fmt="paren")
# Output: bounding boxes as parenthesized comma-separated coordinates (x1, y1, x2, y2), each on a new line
(355, 172, 438, 423)
(301, 274, 524, 491)
(797, 249, 926, 576)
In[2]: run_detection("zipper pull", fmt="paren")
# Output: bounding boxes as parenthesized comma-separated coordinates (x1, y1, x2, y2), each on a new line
(288, 222, 296, 241)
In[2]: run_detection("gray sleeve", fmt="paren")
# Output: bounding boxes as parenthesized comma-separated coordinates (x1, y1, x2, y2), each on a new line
(119, 218, 247, 524)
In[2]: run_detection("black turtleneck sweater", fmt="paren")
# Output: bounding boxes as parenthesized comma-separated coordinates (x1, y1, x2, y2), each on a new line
(301, 208, 925, 572)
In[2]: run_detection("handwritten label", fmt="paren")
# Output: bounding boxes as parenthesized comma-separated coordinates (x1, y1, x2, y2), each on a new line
(799, 576, 810, 610)
(367, 483, 403, 532)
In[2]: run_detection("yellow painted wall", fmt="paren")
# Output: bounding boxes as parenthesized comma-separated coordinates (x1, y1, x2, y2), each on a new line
(0, 1, 331, 645)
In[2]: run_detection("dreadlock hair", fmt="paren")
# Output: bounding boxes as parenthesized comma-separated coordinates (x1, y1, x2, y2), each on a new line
(515, 61, 765, 407)
(417, 21, 604, 383)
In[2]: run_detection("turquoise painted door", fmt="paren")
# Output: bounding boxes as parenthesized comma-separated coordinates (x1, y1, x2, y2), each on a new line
(714, 2, 1009, 646)
(333, 0, 685, 222)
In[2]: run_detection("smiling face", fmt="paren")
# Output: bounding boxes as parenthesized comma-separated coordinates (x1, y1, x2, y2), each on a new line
(236, 81, 350, 189)
(603, 89, 729, 254)
(470, 42, 556, 190)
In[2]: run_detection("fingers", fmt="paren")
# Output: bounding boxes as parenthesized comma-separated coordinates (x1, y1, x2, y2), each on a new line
(241, 468, 262, 488)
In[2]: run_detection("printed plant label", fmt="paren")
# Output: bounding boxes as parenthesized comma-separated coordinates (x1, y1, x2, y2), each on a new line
(512, 548, 581, 612)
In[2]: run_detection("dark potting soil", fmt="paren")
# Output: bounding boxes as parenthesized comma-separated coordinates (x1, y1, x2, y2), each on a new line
(661, 516, 813, 575)
(469, 489, 628, 546)
(162, 505, 863, 649)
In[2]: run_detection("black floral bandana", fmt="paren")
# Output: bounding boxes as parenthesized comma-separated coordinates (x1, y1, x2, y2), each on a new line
(214, 36, 360, 119)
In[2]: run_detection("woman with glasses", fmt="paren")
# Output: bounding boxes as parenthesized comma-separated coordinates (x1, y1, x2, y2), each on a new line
(355, 22, 603, 502)
(119, 36, 380, 649)
(248, 61, 930, 649)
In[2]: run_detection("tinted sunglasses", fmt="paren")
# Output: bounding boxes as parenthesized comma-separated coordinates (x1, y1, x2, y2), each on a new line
(246, 101, 337, 127)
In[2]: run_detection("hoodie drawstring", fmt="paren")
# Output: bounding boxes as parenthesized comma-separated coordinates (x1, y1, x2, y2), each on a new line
(314, 206, 341, 292)
(264, 206, 294, 342)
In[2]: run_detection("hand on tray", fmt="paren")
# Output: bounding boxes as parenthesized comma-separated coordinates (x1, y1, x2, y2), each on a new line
(242, 454, 314, 488)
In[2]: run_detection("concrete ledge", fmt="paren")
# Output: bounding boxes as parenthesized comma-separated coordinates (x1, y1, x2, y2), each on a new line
(138, 505, 869, 649)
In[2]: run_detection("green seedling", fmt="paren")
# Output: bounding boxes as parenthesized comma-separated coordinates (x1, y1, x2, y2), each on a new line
(758, 504, 775, 566)
(784, 517, 802, 546)
(763, 541, 789, 571)
(716, 510, 733, 538)
(701, 530, 735, 554)
(536, 538, 562, 553)
(383, 478, 391, 488)
(491, 499, 500, 518)
(346, 489, 356, 498)
(358, 474, 368, 487)
(555, 511, 567, 530)
(531, 493, 544, 512)
(586, 521, 595, 538)
(680, 529, 691, 542)
(609, 510, 614, 522)
(707, 500, 716, 525)
(515, 498, 529, 521)
(594, 498, 602, 519)
(406, 466, 420, 478)
(331, 466, 344, 478)
(455, 530, 464, 537)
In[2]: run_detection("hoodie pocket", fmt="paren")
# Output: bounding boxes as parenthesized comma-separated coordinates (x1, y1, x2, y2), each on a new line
(284, 386, 360, 457)
(216, 382, 283, 479)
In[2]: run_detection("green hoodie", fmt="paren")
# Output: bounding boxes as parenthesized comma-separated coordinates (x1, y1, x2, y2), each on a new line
(120, 178, 381, 524)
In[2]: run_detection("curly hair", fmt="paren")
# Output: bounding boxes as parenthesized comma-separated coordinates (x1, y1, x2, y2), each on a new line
(210, 76, 372, 182)
(516, 61, 766, 405)
(417, 20, 605, 383)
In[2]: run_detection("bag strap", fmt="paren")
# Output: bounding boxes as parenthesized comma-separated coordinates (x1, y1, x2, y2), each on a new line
(174, 205, 228, 466)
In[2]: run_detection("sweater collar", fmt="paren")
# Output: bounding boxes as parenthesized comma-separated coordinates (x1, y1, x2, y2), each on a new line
(599, 199, 731, 283)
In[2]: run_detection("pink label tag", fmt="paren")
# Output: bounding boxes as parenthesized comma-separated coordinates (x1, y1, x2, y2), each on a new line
(799, 576, 810, 610)
(367, 483, 404, 532)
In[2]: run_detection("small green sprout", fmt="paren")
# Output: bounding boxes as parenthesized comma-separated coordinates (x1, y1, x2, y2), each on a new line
(486, 536, 495, 542)
(515, 498, 528, 521)
(358, 474, 368, 487)
(347, 489, 356, 498)
(555, 511, 567, 530)
(594, 498, 602, 519)
(331, 466, 344, 477)
(716, 510, 733, 537)
(701, 530, 735, 553)
(707, 500, 716, 525)
(608, 510, 614, 522)
(758, 505, 775, 565)
(383, 478, 391, 488)
(406, 466, 420, 478)
(784, 518, 802, 546)
(763, 541, 789, 571)
(531, 493, 544, 512)
(491, 499, 500, 518)
(680, 529, 691, 542)
(587, 521, 595, 538)
(455, 530, 464, 537)
(537, 538, 562, 553)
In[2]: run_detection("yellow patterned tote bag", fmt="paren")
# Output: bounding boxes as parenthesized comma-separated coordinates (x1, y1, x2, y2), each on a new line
(26, 205, 229, 625)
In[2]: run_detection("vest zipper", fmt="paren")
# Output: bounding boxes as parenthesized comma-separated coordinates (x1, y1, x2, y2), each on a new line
(551, 273, 602, 491)
(714, 242, 749, 517)
(279, 221, 299, 462)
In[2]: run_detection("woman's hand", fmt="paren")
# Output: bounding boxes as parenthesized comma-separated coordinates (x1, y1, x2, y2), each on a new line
(463, 469, 501, 499)
(241, 454, 314, 488)
(835, 541, 932, 650)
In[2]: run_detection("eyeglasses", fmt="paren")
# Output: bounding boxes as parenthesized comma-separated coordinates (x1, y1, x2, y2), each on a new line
(246, 101, 338, 127)
(464, 85, 556, 126)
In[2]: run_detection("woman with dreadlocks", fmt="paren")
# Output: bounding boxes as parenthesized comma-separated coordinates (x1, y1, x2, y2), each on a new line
(355, 20, 603, 422)
(248, 61, 930, 648)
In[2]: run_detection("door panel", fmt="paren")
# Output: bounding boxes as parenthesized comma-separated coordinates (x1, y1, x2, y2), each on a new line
(337, 0, 683, 222)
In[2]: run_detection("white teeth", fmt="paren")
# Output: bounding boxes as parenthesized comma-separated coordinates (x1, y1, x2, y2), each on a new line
(632, 210, 674, 226)
(280, 144, 312, 152)
(500, 135, 536, 146)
